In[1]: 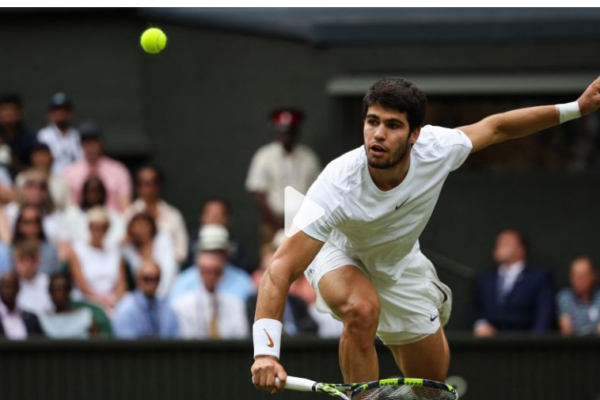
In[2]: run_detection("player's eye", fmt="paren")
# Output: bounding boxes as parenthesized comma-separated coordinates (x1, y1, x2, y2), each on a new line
(367, 119, 379, 126)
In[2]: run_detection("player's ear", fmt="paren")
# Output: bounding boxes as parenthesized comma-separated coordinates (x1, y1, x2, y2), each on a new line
(409, 127, 421, 144)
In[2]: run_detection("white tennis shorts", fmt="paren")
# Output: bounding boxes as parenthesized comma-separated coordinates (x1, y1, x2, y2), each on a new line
(305, 241, 452, 346)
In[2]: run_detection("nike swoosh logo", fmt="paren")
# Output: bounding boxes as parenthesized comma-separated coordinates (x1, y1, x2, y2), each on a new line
(264, 329, 274, 348)
(395, 196, 411, 210)
(430, 314, 439, 322)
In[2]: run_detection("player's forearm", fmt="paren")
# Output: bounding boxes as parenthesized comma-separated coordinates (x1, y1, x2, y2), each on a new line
(483, 105, 559, 145)
(254, 265, 294, 322)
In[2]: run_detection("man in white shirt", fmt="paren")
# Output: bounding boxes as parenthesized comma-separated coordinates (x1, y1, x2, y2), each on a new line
(37, 93, 83, 175)
(252, 75, 600, 392)
(172, 250, 248, 339)
(246, 108, 321, 245)
(13, 239, 52, 315)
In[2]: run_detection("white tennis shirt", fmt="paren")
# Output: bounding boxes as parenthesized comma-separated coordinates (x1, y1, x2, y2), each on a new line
(301, 125, 473, 281)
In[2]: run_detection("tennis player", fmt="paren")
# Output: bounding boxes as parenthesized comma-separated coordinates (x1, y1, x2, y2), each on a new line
(252, 76, 600, 393)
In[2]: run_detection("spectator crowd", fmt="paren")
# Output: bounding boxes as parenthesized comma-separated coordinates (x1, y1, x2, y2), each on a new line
(0, 93, 341, 340)
(0, 92, 598, 340)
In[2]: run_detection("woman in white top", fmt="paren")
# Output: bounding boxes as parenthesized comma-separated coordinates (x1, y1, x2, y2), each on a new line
(121, 212, 177, 299)
(3, 169, 69, 259)
(69, 206, 126, 312)
(64, 176, 125, 247)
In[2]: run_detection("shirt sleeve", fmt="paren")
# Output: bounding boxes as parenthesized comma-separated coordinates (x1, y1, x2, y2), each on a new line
(430, 126, 473, 171)
(557, 289, 572, 316)
(298, 173, 343, 243)
(245, 147, 270, 193)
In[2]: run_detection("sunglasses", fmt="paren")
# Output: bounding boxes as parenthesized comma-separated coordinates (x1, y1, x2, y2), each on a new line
(141, 275, 160, 283)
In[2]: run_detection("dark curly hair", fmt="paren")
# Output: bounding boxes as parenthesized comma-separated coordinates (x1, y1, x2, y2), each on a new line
(362, 77, 427, 133)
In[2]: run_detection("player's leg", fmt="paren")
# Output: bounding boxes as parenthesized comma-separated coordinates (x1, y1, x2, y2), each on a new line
(318, 265, 380, 383)
(387, 326, 450, 382)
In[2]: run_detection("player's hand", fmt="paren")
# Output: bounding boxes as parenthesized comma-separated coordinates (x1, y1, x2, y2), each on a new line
(251, 355, 287, 394)
(578, 75, 600, 116)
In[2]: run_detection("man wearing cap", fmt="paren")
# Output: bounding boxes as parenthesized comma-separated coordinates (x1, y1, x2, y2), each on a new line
(170, 224, 255, 303)
(246, 108, 321, 245)
(37, 93, 83, 175)
(63, 121, 132, 213)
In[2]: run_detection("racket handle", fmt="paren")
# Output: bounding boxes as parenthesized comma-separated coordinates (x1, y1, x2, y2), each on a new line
(276, 376, 317, 392)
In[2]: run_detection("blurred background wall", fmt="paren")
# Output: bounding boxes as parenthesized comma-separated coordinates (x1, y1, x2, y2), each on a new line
(2, 8, 600, 329)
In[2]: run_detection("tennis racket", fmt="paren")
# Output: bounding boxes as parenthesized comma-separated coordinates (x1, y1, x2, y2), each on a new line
(276, 376, 458, 400)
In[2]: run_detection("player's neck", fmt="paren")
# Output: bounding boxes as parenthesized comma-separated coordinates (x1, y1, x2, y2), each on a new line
(368, 156, 411, 191)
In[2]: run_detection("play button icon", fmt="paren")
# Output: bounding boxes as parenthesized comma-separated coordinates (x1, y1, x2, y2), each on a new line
(284, 186, 325, 238)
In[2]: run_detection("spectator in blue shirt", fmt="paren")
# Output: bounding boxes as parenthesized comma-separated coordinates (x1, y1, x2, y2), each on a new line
(558, 257, 600, 336)
(113, 261, 179, 339)
(170, 224, 255, 303)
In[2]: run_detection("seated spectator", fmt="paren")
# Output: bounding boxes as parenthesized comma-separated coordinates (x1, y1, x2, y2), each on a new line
(37, 93, 82, 175)
(121, 212, 177, 299)
(124, 165, 188, 264)
(557, 257, 600, 335)
(63, 122, 131, 213)
(13, 239, 52, 315)
(4, 169, 69, 258)
(247, 247, 318, 335)
(0, 93, 37, 174)
(69, 207, 126, 312)
(187, 198, 252, 273)
(64, 176, 125, 247)
(16, 142, 72, 210)
(10, 204, 61, 275)
(0, 271, 44, 339)
(474, 229, 555, 337)
(113, 261, 179, 339)
(170, 225, 254, 303)
(172, 250, 247, 339)
(39, 273, 97, 338)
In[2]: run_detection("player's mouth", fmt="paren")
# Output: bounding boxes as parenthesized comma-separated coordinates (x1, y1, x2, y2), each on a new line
(369, 144, 387, 156)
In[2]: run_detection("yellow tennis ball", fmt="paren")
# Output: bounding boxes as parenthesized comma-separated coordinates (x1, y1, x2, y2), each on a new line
(140, 28, 167, 54)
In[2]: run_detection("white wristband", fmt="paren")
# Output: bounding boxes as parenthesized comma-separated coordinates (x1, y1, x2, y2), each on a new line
(555, 101, 581, 124)
(253, 318, 283, 360)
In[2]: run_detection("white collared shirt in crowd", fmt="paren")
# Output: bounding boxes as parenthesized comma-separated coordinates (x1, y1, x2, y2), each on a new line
(171, 286, 248, 339)
(37, 123, 83, 175)
(498, 260, 526, 296)
(246, 141, 321, 214)
(17, 273, 53, 315)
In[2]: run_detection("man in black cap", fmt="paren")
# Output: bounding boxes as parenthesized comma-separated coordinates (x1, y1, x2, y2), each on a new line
(63, 121, 132, 213)
(37, 92, 83, 175)
(0, 93, 37, 175)
(246, 108, 321, 246)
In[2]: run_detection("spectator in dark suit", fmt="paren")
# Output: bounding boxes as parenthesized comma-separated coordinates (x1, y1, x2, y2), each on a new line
(0, 271, 44, 339)
(474, 229, 555, 337)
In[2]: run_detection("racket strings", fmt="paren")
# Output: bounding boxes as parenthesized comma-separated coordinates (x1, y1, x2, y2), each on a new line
(352, 385, 456, 400)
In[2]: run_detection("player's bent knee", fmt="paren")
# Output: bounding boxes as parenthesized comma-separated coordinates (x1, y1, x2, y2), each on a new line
(341, 299, 380, 332)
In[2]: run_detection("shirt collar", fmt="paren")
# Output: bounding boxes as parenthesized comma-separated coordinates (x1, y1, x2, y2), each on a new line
(499, 260, 525, 277)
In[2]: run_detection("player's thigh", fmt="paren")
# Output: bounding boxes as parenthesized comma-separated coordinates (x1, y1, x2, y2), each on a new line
(318, 265, 380, 322)
(387, 326, 450, 382)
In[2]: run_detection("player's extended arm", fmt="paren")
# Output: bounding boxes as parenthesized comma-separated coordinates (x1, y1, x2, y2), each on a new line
(251, 230, 324, 394)
(459, 75, 600, 153)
